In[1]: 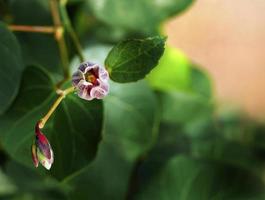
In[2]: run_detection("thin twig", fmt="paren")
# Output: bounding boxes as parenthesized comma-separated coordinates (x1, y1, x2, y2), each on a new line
(59, 0, 85, 62)
(39, 86, 75, 129)
(8, 25, 55, 33)
(50, 0, 70, 79)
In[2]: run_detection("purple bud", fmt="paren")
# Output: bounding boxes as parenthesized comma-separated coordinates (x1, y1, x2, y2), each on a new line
(31, 122, 54, 170)
(72, 62, 109, 101)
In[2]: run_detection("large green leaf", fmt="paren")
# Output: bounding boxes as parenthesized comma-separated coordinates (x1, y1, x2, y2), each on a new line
(0, 65, 55, 167)
(134, 156, 265, 200)
(105, 36, 166, 82)
(63, 81, 159, 199)
(50, 96, 103, 180)
(87, 0, 194, 33)
(0, 22, 23, 115)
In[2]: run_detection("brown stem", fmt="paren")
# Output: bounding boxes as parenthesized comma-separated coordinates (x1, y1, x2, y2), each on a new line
(8, 25, 55, 34)
(50, 0, 70, 79)
(59, 0, 85, 62)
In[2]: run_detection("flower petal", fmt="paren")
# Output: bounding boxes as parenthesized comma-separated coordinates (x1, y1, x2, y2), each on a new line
(31, 143, 39, 168)
(79, 62, 97, 73)
(72, 70, 84, 87)
(90, 80, 109, 99)
(37, 148, 53, 170)
(72, 61, 109, 101)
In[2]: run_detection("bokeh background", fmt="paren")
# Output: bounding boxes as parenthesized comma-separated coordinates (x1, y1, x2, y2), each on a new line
(166, 0, 265, 120)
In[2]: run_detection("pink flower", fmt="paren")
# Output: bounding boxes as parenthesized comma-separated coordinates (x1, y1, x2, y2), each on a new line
(31, 122, 54, 170)
(72, 62, 109, 100)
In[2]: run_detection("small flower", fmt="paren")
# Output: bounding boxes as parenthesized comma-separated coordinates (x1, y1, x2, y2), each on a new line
(72, 61, 109, 101)
(31, 122, 54, 170)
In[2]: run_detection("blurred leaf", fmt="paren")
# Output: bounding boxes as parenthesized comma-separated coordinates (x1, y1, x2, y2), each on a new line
(191, 137, 265, 175)
(64, 81, 159, 199)
(190, 65, 212, 98)
(0, 22, 23, 115)
(0, 168, 17, 197)
(147, 46, 191, 91)
(105, 36, 166, 82)
(1, 161, 67, 200)
(147, 48, 212, 96)
(0, 65, 55, 167)
(158, 64, 213, 132)
(161, 90, 213, 125)
(86, 0, 194, 34)
(134, 156, 265, 200)
(50, 97, 103, 180)
(8, 0, 62, 75)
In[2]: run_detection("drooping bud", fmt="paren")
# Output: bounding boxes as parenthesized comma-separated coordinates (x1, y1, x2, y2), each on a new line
(31, 122, 54, 170)
(72, 62, 109, 101)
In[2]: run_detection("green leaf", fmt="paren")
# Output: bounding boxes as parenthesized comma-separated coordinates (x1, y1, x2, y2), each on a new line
(87, 0, 194, 33)
(50, 96, 103, 180)
(0, 22, 23, 115)
(0, 65, 55, 167)
(64, 81, 159, 199)
(105, 36, 166, 83)
(134, 156, 265, 200)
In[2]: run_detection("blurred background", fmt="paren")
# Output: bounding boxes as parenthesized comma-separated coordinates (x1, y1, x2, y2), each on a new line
(1, 0, 265, 199)
(166, 0, 265, 120)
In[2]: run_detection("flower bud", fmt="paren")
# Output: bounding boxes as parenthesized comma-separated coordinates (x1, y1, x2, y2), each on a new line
(72, 62, 109, 100)
(31, 122, 54, 170)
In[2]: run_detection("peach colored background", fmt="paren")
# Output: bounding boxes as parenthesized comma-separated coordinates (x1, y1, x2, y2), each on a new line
(166, 0, 265, 119)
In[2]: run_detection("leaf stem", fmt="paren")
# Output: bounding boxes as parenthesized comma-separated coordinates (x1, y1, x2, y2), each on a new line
(59, 0, 85, 62)
(50, 0, 70, 79)
(39, 86, 75, 129)
(8, 25, 55, 33)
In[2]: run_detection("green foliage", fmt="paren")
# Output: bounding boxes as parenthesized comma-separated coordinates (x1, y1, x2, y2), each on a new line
(86, 0, 194, 34)
(0, 0, 265, 200)
(50, 96, 103, 180)
(64, 81, 159, 199)
(134, 156, 265, 200)
(105, 36, 166, 82)
(0, 22, 23, 115)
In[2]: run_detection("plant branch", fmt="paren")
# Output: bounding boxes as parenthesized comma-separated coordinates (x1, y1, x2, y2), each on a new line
(39, 86, 75, 129)
(8, 25, 55, 33)
(59, 0, 85, 62)
(50, 0, 70, 79)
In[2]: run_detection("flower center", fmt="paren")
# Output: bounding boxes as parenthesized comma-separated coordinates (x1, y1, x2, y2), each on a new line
(85, 70, 98, 85)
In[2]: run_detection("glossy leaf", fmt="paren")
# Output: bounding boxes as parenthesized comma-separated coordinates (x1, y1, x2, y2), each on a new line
(0, 22, 23, 115)
(105, 36, 166, 82)
(64, 81, 159, 199)
(50, 96, 103, 180)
